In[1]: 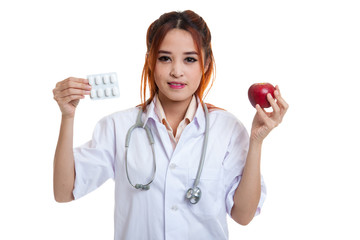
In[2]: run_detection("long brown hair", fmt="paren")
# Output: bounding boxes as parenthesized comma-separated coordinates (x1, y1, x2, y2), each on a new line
(140, 10, 216, 111)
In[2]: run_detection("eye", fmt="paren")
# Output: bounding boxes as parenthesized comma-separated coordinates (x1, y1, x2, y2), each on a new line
(185, 57, 198, 63)
(158, 56, 171, 62)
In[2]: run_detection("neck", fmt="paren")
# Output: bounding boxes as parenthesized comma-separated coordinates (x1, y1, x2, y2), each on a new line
(157, 94, 193, 129)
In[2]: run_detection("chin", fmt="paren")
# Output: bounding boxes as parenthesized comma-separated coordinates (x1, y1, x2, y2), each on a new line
(158, 91, 194, 104)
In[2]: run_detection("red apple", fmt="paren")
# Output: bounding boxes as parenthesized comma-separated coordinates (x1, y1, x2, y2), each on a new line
(248, 83, 275, 108)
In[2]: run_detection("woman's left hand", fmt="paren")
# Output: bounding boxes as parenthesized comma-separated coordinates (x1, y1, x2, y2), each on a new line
(250, 85, 289, 143)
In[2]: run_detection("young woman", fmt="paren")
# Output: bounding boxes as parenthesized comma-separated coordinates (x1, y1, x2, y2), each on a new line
(53, 10, 288, 240)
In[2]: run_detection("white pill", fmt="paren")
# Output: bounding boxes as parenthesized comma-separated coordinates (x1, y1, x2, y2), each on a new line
(90, 90, 96, 98)
(97, 89, 104, 97)
(95, 76, 102, 85)
(110, 74, 117, 83)
(88, 76, 95, 86)
(112, 87, 119, 96)
(103, 75, 110, 84)
(105, 88, 111, 97)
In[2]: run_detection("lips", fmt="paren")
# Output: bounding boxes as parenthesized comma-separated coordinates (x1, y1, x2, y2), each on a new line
(168, 82, 186, 89)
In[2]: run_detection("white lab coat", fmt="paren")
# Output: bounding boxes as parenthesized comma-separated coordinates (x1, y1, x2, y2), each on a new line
(73, 98, 266, 240)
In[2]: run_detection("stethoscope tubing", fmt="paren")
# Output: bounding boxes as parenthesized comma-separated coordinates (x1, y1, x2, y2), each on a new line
(124, 102, 209, 203)
(192, 103, 209, 188)
(124, 108, 156, 190)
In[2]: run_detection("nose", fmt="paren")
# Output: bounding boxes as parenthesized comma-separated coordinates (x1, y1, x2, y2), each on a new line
(170, 61, 184, 78)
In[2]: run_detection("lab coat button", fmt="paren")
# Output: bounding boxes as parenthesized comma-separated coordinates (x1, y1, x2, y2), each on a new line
(171, 205, 178, 211)
(169, 163, 177, 169)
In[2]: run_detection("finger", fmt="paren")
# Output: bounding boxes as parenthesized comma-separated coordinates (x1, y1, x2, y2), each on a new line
(267, 95, 282, 125)
(54, 83, 91, 98)
(267, 93, 280, 115)
(256, 104, 278, 130)
(55, 88, 91, 99)
(55, 77, 88, 87)
(56, 77, 90, 92)
(66, 77, 89, 84)
(276, 95, 289, 115)
(57, 94, 85, 105)
(62, 78, 90, 91)
(255, 104, 270, 122)
(275, 85, 284, 96)
(274, 87, 289, 114)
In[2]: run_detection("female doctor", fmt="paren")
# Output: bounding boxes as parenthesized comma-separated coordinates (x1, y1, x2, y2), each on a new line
(53, 10, 288, 240)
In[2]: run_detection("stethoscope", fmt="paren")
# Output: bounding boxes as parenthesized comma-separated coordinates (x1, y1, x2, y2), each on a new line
(124, 102, 209, 204)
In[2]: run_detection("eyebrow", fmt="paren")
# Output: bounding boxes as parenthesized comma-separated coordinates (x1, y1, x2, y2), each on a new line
(158, 50, 199, 55)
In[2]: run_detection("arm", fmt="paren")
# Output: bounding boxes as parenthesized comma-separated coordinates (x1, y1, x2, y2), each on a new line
(52, 77, 91, 202)
(231, 140, 262, 225)
(231, 85, 289, 225)
(53, 116, 75, 202)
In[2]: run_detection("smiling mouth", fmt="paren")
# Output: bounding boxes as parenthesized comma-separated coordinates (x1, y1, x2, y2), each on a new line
(168, 82, 186, 89)
(168, 82, 185, 86)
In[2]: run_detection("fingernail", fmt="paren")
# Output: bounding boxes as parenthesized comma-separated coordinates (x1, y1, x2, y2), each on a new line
(274, 90, 279, 95)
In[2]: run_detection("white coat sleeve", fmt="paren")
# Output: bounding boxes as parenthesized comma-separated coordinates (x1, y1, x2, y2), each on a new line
(223, 119, 267, 218)
(72, 116, 115, 200)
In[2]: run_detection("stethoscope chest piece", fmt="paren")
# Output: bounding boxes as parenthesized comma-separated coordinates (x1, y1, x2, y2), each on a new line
(186, 187, 202, 204)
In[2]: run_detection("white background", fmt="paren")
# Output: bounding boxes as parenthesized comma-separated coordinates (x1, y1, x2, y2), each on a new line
(1, 0, 359, 239)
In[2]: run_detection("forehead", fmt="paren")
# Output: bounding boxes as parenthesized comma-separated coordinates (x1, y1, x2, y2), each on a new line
(159, 29, 197, 52)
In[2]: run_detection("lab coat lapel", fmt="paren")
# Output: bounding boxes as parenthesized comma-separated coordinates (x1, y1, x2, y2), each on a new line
(172, 100, 206, 160)
(142, 100, 173, 161)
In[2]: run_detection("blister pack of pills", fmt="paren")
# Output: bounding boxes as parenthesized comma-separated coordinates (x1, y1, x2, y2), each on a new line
(87, 72, 120, 100)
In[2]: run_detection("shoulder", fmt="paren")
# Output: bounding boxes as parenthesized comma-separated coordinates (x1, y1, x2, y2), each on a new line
(207, 106, 248, 138)
(209, 107, 245, 126)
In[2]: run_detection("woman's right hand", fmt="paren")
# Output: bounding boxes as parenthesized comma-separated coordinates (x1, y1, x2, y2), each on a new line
(53, 77, 92, 118)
